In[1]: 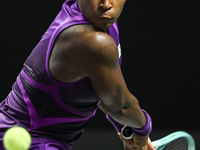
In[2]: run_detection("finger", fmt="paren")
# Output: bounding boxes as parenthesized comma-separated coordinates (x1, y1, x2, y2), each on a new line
(118, 133, 151, 150)
(118, 133, 144, 150)
(118, 132, 135, 149)
(118, 132, 134, 145)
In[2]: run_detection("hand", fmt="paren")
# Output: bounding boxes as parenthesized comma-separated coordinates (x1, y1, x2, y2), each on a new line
(118, 133, 155, 150)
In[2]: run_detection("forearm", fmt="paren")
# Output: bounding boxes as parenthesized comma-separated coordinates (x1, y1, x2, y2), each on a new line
(99, 95, 146, 129)
(117, 102, 146, 128)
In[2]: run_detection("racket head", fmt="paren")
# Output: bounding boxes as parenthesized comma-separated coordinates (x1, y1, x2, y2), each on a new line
(152, 131, 195, 150)
(121, 126, 195, 150)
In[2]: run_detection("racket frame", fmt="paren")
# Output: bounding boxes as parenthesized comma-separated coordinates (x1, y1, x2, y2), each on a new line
(121, 126, 195, 150)
(152, 131, 195, 150)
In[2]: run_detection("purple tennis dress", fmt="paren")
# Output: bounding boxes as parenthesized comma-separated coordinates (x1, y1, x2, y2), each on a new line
(0, 0, 121, 149)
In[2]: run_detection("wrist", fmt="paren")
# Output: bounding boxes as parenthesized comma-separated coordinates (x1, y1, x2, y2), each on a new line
(131, 109, 152, 136)
(107, 109, 152, 136)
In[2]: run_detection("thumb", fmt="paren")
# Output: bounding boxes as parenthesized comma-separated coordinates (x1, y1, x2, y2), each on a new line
(117, 132, 126, 141)
(117, 132, 123, 139)
(117, 132, 127, 149)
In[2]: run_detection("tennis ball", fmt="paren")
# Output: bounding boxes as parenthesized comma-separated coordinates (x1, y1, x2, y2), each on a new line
(3, 126, 31, 150)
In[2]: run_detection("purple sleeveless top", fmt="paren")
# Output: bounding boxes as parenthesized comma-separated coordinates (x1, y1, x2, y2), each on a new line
(2, 0, 121, 148)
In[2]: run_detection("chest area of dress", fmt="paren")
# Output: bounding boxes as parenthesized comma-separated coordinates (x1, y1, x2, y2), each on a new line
(58, 78, 99, 105)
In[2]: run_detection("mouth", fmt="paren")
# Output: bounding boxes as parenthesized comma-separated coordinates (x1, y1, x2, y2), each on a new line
(93, 14, 115, 30)
(100, 15, 112, 19)
(99, 13, 113, 19)
(99, 16, 113, 22)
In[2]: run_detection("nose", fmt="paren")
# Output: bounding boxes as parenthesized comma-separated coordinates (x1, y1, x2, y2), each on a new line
(99, 0, 112, 10)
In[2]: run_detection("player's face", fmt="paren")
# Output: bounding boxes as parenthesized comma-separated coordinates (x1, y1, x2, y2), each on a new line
(78, 0, 126, 31)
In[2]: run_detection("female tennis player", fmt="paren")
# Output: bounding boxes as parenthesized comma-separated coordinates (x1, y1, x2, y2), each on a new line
(0, 0, 154, 149)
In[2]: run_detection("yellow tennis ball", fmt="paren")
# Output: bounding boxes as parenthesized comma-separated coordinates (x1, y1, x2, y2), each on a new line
(3, 126, 31, 150)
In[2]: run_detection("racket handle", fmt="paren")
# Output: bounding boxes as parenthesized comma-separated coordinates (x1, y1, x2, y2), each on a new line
(121, 125, 134, 139)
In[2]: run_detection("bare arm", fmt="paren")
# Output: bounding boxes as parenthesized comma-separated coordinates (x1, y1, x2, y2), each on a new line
(49, 24, 146, 129)
(81, 29, 146, 128)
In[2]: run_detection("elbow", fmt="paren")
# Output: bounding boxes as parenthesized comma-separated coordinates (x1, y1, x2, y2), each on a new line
(104, 90, 140, 118)
(104, 103, 123, 117)
(107, 96, 141, 117)
(105, 99, 135, 118)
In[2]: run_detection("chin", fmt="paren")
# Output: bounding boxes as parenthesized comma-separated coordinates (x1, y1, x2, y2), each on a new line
(96, 23, 114, 32)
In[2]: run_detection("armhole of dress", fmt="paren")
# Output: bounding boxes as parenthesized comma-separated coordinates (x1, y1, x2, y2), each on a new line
(45, 20, 90, 87)
(108, 21, 122, 66)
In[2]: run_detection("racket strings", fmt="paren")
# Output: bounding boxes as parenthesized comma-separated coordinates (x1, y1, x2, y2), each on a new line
(155, 137, 189, 150)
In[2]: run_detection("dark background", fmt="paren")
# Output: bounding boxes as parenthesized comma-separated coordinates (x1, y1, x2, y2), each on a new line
(1, 0, 200, 149)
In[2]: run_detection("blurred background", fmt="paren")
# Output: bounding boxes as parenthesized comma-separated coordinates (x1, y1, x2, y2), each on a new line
(1, 0, 199, 149)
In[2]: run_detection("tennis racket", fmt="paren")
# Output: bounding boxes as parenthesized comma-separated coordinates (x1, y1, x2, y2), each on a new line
(121, 126, 195, 150)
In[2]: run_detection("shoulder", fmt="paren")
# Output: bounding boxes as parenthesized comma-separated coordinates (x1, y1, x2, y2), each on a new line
(57, 24, 119, 66)
(50, 24, 119, 82)
(60, 24, 117, 51)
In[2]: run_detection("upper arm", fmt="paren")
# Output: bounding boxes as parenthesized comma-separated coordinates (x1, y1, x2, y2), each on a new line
(81, 31, 133, 113)
(50, 25, 136, 114)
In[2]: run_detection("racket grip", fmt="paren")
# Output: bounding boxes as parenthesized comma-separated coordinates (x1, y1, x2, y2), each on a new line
(121, 126, 134, 139)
